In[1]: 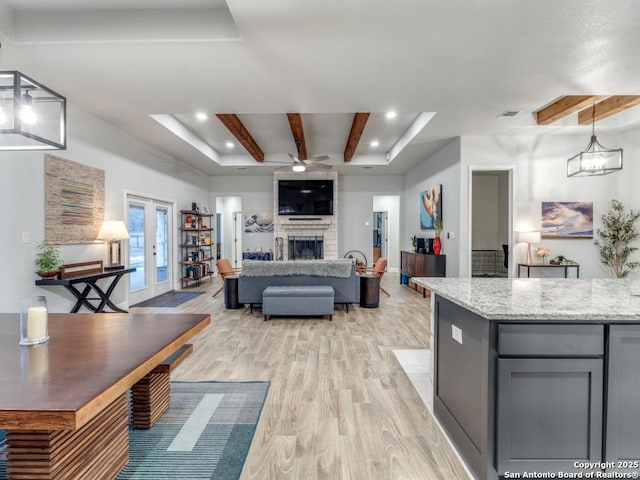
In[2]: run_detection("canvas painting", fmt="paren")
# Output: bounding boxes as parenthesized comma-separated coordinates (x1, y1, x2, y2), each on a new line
(244, 210, 274, 233)
(420, 185, 442, 230)
(541, 201, 593, 238)
(45, 154, 105, 244)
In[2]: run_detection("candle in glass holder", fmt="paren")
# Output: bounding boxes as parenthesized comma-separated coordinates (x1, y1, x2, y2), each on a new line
(20, 296, 49, 345)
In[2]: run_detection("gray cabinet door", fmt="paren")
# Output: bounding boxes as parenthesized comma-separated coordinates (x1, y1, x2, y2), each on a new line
(497, 358, 603, 475)
(607, 326, 640, 467)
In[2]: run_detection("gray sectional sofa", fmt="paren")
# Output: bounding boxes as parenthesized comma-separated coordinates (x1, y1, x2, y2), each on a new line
(237, 259, 360, 311)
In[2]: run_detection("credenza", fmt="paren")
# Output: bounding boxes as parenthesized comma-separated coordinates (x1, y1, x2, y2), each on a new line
(400, 251, 446, 296)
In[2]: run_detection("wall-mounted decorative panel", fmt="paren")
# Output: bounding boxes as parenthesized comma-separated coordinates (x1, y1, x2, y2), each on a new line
(45, 154, 105, 244)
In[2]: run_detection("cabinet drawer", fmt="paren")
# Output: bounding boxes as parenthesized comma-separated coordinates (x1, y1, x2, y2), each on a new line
(498, 324, 604, 356)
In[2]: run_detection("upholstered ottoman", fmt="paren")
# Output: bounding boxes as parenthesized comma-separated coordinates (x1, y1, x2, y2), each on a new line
(262, 285, 334, 321)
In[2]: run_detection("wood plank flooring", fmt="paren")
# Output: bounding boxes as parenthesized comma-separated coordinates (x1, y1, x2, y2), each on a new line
(131, 273, 470, 480)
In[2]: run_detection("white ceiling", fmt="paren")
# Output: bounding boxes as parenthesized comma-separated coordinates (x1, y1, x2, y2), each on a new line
(1, 0, 640, 176)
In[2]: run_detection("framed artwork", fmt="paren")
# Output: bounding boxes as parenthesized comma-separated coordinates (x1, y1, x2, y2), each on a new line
(420, 185, 442, 230)
(45, 154, 105, 244)
(541, 201, 593, 238)
(244, 210, 274, 233)
(200, 205, 210, 214)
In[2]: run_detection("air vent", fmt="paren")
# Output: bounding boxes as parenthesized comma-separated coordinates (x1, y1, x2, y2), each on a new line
(497, 110, 521, 118)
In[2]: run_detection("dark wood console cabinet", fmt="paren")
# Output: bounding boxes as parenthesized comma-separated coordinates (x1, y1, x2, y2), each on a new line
(400, 250, 446, 284)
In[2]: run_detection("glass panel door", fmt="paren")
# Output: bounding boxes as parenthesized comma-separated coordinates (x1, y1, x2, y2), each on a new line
(129, 202, 146, 292)
(154, 205, 171, 292)
(128, 195, 173, 304)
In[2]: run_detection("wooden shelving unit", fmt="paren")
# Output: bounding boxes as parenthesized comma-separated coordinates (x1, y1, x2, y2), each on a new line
(179, 210, 214, 288)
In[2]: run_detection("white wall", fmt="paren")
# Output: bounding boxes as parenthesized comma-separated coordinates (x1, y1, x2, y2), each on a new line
(460, 133, 639, 279)
(0, 104, 210, 312)
(472, 175, 501, 249)
(210, 174, 405, 267)
(404, 138, 462, 277)
(211, 176, 273, 256)
(339, 175, 405, 269)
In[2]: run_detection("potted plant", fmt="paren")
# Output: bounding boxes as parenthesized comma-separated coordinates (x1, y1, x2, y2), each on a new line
(433, 218, 443, 255)
(594, 199, 640, 278)
(410, 235, 417, 252)
(35, 241, 63, 278)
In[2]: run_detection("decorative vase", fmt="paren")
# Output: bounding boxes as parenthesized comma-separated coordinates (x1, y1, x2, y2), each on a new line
(36, 270, 59, 279)
(433, 236, 442, 255)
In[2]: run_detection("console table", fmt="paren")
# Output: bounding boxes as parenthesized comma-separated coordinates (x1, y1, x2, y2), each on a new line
(400, 251, 446, 297)
(36, 267, 136, 313)
(517, 262, 580, 278)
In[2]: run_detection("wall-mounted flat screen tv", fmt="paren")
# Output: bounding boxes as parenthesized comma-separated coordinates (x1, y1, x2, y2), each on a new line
(278, 179, 334, 215)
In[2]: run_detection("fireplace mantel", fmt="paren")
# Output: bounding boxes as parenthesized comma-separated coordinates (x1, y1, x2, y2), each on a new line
(279, 218, 332, 229)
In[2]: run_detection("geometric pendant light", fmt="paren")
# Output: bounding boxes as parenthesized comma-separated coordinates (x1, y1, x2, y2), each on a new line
(0, 71, 66, 151)
(567, 103, 622, 177)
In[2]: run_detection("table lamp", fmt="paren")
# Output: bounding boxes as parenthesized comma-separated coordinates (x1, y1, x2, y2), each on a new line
(516, 231, 541, 264)
(98, 220, 130, 270)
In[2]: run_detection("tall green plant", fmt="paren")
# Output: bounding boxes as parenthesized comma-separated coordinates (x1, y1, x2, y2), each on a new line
(594, 199, 640, 278)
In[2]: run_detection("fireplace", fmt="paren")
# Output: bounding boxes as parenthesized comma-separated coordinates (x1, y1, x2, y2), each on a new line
(288, 236, 323, 260)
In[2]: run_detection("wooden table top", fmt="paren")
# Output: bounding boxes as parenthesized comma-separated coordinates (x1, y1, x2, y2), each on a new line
(0, 312, 210, 431)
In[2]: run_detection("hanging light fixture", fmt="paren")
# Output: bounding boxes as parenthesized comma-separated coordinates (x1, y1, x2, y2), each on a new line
(0, 71, 66, 150)
(567, 103, 622, 177)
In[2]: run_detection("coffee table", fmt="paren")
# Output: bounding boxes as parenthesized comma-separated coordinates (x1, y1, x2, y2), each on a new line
(0, 312, 210, 480)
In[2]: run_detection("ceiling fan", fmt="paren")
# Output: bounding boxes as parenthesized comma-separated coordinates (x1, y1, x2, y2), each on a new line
(268, 153, 332, 171)
(287, 153, 331, 171)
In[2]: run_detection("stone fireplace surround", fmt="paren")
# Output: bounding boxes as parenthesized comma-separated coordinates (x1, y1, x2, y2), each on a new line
(273, 170, 338, 261)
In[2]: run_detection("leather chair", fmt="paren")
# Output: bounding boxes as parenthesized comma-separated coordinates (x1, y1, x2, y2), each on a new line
(212, 258, 242, 298)
(359, 257, 390, 297)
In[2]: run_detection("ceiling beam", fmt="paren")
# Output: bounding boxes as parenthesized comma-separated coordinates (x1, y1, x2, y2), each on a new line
(536, 96, 601, 125)
(344, 112, 370, 162)
(215, 114, 264, 162)
(577, 95, 640, 125)
(286, 113, 307, 160)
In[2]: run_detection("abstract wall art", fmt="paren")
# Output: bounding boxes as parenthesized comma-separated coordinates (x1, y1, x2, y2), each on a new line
(420, 184, 442, 230)
(45, 154, 105, 244)
(541, 201, 593, 239)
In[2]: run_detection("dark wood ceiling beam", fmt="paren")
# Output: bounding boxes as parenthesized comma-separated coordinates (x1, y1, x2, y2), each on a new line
(286, 113, 307, 160)
(536, 96, 601, 125)
(577, 95, 640, 125)
(215, 114, 264, 162)
(343, 112, 370, 162)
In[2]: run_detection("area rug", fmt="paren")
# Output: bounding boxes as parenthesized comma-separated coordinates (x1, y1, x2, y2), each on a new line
(0, 381, 269, 480)
(131, 290, 204, 308)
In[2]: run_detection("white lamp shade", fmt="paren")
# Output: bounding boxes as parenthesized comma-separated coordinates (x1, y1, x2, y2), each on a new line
(97, 220, 130, 241)
(516, 231, 541, 244)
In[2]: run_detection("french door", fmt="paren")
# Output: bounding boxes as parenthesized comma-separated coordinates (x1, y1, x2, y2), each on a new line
(128, 195, 174, 304)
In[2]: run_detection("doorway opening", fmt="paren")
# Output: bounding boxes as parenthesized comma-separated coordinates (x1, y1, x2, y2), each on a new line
(470, 169, 512, 277)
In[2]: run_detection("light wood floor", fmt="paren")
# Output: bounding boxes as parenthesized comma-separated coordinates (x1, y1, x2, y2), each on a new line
(131, 273, 470, 480)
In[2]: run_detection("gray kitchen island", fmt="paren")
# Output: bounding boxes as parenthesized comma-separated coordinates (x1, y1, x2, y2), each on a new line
(412, 277, 640, 480)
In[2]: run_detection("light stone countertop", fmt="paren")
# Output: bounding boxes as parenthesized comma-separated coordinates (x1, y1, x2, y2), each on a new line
(412, 277, 640, 321)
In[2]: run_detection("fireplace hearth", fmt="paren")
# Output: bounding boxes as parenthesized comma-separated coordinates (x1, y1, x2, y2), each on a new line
(288, 236, 323, 260)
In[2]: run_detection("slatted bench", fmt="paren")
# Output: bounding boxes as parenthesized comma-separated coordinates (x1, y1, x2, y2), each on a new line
(130, 343, 193, 429)
(262, 285, 334, 321)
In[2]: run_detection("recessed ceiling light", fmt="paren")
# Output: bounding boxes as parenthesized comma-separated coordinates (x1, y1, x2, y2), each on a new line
(385, 111, 397, 119)
(225, 142, 234, 149)
(370, 140, 380, 147)
(196, 112, 208, 121)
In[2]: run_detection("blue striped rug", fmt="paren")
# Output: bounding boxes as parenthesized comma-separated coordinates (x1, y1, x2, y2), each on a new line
(0, 381, 269, 480)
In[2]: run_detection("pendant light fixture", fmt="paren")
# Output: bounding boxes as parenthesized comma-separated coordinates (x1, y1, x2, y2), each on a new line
(567, 103, 622, 177)
(0, 71, 66, 150)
